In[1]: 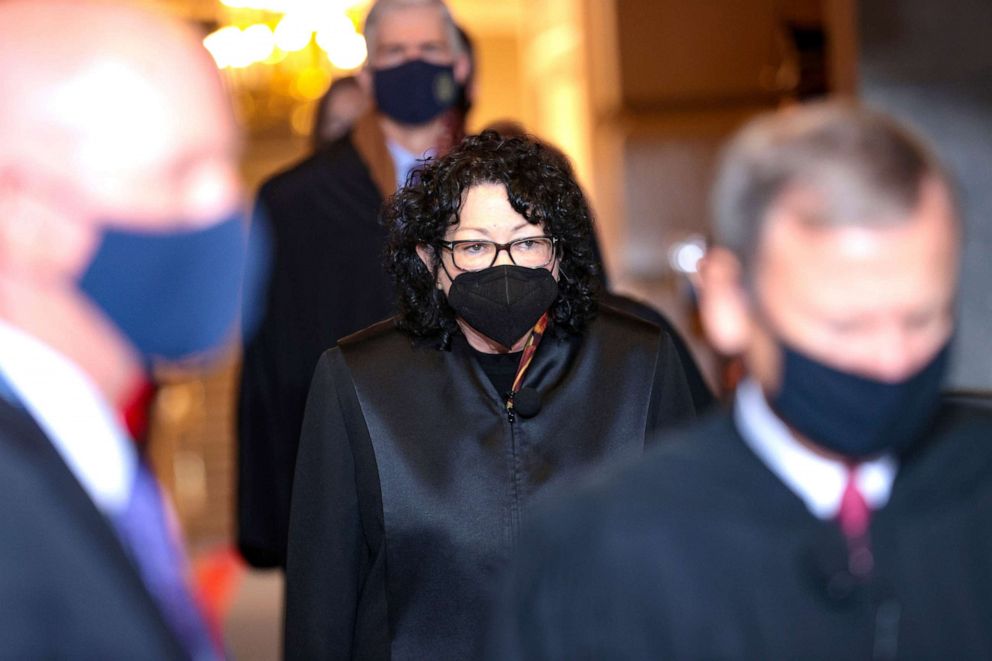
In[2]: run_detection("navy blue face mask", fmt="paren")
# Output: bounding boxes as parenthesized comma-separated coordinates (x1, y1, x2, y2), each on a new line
(78, 211, 269, 365)
(373, 59, 458, 125)
(769, 338, 951, 459)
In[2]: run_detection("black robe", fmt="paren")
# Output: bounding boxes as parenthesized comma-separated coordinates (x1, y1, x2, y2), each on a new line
(284, 307, 699, 660)
(237, 128, 394, 568)
(488, 404, 992, 659)
(235, 156, 715, 570)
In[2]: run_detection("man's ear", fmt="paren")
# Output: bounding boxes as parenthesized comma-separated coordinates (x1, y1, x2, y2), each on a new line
(453, 51, 470, 86)
(357, 66, 374, 97)
(697, 246, 752, 356)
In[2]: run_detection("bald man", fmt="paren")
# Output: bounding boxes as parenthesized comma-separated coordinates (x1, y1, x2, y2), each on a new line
(0, 1, 258, 658)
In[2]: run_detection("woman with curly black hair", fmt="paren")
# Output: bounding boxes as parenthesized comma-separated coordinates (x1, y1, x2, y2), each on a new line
(284, 132, 700, 660)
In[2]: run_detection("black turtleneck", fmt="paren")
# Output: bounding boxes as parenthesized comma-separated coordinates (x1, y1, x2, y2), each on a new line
(470, 348, 523, 397)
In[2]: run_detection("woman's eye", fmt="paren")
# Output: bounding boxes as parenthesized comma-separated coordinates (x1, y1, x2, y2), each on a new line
(461, 243, 488, 254)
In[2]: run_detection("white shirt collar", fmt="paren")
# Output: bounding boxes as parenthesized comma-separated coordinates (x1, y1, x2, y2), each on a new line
(386, 139, 434, 190)
(0, 320, 136, 514)
(734, 377, 897, 519)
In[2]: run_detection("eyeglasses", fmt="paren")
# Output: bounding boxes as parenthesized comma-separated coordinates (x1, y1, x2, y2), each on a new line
(439, 236, 557, 272)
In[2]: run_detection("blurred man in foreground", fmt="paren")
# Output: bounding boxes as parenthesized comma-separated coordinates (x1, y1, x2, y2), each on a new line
(0, 1, 258, 657)
(238, 0, 471, 569)
(489, 102, 992, 658)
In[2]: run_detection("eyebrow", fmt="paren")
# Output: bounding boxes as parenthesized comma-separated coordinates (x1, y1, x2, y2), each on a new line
(380, 38, 448, 52)
(454, 221, 534, 238)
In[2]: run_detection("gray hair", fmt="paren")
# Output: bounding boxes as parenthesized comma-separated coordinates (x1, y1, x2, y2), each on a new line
(711, 101, 953, 275)
(363, 0, 463, 60)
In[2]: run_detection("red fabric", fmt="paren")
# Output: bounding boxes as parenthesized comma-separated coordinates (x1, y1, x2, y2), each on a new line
(193, 546, 245, 647)
(119, 379, 156, 443)
(838, 466, 871, 540)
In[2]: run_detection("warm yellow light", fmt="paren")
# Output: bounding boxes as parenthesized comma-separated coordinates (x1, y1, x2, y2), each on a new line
(318, 30, 367, 70)
(203, 26, 244, 69)
(274, 13, 313, 52)
(290, 103, 315, 135)
(242, 24, 276, 65)
(218, 0, 367, 13)
(294, 67, 331, 99)
(220, 0, 292, 10)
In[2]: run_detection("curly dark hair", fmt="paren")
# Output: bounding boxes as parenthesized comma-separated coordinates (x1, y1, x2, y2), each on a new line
(384, 131, 600, 349)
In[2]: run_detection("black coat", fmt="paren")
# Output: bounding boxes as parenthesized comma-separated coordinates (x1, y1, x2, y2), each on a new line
(237, 133, 394, 568)
(0, 398, 185, 659)
(284, 307, 700, 660)
(489, 405, 992, 660)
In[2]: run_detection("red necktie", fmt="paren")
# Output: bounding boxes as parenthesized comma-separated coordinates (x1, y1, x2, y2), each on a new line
(838, 465, 870, 539)
(120, 379, 156, 444)
(838, 464, 874, 577)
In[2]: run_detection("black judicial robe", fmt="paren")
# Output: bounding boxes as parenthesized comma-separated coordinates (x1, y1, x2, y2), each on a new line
(0, 399, 186, 658)
(284, 307, 699, 660)
(488, 405, 992, 660)
(237, 130, 394, 568)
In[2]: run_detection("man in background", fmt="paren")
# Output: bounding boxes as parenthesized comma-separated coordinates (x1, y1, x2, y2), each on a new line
(489, 102, 992, 658)
(0, 0, 260, 657)
(238, 0, 471, 569)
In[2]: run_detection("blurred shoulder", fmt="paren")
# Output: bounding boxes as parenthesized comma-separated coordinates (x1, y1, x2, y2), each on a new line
(525, 413, 745, 544)
(336, 318, 437, 367)
(589, 302, 664, 348)
(257, 136, 364, 200)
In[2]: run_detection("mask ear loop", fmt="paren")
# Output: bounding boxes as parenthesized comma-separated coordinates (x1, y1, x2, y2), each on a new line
(549, 241, 566, 279)
(432, 244, 459, 289)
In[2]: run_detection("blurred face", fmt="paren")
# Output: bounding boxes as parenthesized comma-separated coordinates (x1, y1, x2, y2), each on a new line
(0, 4, 249, 401)
(66, 60, 241, 239)
(319, 84, 368, 144)
(421, 183, 558, 295)
(6, 50, 243, 286)
(368, 5, 456, 69)
(701, 178, 959, 393)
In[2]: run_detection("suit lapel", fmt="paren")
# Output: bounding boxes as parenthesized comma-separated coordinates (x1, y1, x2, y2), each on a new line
(0, 398, 187, 657)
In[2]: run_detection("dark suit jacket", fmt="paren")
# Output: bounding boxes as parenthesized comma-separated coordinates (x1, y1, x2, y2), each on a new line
(0, 398, 185, 659)
(489, 405, 992, 659)
(237, 113, 396, 569)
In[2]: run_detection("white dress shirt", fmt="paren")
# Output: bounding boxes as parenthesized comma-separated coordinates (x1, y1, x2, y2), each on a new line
(387, 139, 435, 190)
(0, 320, 136, 515)
(734, 377, 897, 519)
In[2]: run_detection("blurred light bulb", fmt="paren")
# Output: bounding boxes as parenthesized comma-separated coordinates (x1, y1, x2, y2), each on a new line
(275, 13, 313, 52)
(203, 26, 244, 69)
(318, 30, 367, 70)
(242, 24, 276, 65)
(221, 0, 292, 9)
(668, 235, 707, 274)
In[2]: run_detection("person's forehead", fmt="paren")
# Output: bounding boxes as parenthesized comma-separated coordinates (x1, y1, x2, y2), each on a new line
(52, 57, 232, 160)
(755, 191, 958, 312)
(32, 67, 239, 226)
(375, 5, 448, 45)
(451, 183, 537, 234)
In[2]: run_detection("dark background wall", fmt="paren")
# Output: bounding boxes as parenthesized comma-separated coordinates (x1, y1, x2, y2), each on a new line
(859, 0, 992, 390)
